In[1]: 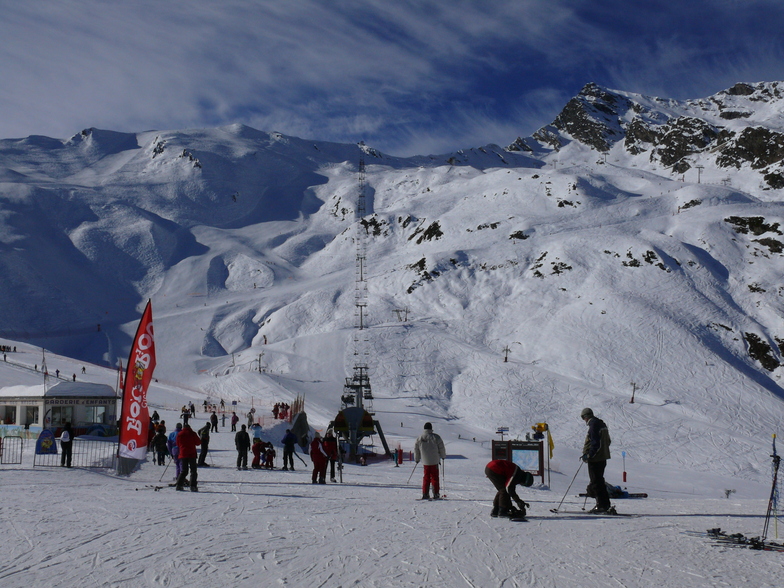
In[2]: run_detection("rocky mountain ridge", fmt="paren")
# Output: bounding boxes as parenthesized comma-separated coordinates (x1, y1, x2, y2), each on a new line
(510, 81, 784, 189)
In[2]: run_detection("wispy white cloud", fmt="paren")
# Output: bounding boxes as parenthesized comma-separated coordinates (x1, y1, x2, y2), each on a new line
(0, 1, 782, 155)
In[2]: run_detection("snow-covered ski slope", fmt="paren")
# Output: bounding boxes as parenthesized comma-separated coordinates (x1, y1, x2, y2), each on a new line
(0, 345, 781, 588)
(2, 82, 784, 584)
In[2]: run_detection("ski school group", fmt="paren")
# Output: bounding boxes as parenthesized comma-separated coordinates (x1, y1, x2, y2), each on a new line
(140, 404, 614, 520)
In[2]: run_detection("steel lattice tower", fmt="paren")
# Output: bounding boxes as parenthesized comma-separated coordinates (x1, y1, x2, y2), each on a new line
(342, 154, 373, 411)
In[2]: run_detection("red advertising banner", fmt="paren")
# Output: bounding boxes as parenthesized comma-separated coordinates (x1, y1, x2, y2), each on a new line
(118, 300, 156, 461)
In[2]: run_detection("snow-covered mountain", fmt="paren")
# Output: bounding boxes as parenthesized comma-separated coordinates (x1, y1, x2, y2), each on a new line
(2, 82, 784, 482)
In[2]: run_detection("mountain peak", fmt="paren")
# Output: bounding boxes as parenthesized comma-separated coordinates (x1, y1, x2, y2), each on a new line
(525, 81, 784, 186)
(545, 82, 631, 152)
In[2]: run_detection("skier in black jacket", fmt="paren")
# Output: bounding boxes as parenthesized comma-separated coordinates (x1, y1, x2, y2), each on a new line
(197, 424, 211, 466)
(235, 425, 251, 470)
(581, 407, 613, 513)
(281, 429, 297, 471)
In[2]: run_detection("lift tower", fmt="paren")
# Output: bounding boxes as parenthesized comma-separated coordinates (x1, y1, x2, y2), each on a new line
(332, 152, 390, 461)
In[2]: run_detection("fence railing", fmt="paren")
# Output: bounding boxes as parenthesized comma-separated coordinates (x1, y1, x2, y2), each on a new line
(33, 438, 118, 469)
(0, 436, 23, 464)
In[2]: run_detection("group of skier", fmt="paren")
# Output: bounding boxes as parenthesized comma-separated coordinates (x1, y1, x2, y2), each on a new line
(271, 402, 291, 421)
(482, 407, 613, 519)
(309, 429, 340, 483)
(151, 400, 614, 517)
(409, 409, 613, 519)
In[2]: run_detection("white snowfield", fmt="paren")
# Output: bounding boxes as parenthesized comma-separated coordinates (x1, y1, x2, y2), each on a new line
(0, 346, 782, 588)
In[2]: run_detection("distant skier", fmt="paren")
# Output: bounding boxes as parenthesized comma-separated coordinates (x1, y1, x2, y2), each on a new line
(250, 423, 262, 441)
(251, 438, 264, 469)
(167, 423, 183, 481)
(263, 443, 276, 469)
(281, 428, 297, 471)
(485, 459, 532, 518)
(323, 429, 339, 482)
(310, 431, 328, 484)
(231, 412, 239, 432)
(152, 429, 169, 466)
(235, 425, 251, 470)
(197, 423, 211, 467)
(580, 407, 613, 514)
(210, 411, 218, 433)
(175, 424, 201, 492)
(414, 423, 446, 499)
(60, 422, 73, 468)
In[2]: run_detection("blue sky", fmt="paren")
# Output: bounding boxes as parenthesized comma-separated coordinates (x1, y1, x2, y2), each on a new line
(1, 0, 783, 156)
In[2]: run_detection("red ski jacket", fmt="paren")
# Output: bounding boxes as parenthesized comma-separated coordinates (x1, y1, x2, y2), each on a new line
(175, 426, 201, 459)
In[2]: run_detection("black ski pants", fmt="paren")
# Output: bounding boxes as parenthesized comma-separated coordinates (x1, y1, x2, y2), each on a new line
(587, 460, 611, 510)
(177, 457, 198, 489)
(60, 441, 72, 467)
(485, 466, 512, 510)
(283, 448, 294, 469)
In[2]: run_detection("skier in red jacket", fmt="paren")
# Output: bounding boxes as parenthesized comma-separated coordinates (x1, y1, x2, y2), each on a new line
(485, 459, 533, 518)
(251, 438, 263, 469)
(175, 424, 201, 492)
(310, 431, 328, 484)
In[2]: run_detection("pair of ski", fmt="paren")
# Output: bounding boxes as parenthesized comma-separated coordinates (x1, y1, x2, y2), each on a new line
(550, 507, 633, 517)
(135, 484, 164, 491)
(699, 528, 784, 552)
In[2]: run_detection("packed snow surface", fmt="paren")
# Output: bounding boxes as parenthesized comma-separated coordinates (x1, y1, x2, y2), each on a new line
(1, 342, 783, 588)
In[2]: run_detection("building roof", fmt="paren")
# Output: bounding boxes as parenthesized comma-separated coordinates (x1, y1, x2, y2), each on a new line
(0, 381, 117, 399)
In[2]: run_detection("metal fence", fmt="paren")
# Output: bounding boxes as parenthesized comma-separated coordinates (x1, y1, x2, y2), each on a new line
(0, 436, 23, 464)
(33, 438, 118, 469)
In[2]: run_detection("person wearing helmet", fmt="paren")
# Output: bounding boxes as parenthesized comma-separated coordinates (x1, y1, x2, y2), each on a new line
(580, 407, 613, 513)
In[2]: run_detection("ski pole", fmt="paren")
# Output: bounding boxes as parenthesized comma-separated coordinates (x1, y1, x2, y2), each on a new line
(581, 493, 589, 511)
(441, 459, 446, 497)
(550, 460, 584, 513)
(407, 461, 419, 484)
(158, 455, 172, 482)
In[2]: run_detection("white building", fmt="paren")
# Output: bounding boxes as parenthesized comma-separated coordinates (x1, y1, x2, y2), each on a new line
(0, 380, 118, 435)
